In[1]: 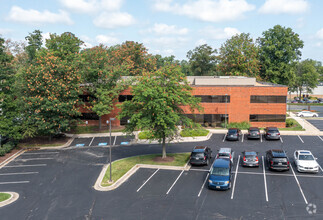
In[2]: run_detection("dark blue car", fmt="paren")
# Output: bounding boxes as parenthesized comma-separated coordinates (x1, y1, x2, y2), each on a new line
(208, 158, 232, 190)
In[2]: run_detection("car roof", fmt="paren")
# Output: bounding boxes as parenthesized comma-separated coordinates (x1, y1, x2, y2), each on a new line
(270, 149, 286, 157)
(249, 127, 259, 130)
(212, 158, 230, 168)
(266, 127, 278, 130)
(219, 148, 232, 153)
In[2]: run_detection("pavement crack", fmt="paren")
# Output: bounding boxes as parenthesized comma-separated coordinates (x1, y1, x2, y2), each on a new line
(85, 199, 96, 220)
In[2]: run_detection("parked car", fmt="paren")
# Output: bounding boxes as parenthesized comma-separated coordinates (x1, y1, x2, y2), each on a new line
(264, 127, 280, 140)
(247, 127, 260, 140)
(226, 128, 242, 141)
(291, 100, 298, 103)
(297, 111, 318, 117)
(294, 150, 319, 173)
(266, 149, 290, 171)
(242, 151, 259, 167)
(189, 146, 212, 166)
(216, 148, 234, 164)
(208, 158, 232, 190)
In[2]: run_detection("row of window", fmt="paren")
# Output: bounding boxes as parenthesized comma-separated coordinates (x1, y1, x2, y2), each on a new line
(194, 95, 230, 103)
(250, 96, 286, 103)
(185, 114, 228, 126)
(249, 114, 286, 122)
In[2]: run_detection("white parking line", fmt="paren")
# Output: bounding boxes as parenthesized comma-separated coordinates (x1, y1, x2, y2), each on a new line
(222, 134, 227, 142)
(290, 162, 308, 204)
(298, 135, 304, 143)
(260, 133, 263, 143)
(15, 158, 54, 161)
(113, 136, 117, 146)
(189, 168, 209, 172)
(242, 134, 244, 142)
(197, 173, 209, 197)
(166, 170, 184, 195)
(137, 169, 159, 192)
(89, 137, 94, 146)
(317, 162, 323, 173)
(5, 164, 47, 168)
(0, 172, 38, 175)
(262, 156, 269, 202)
(280, 137, 283, 143)
(23, 152, 58, 155)
(231, 155, 240, 200)
(318, 135, 323, 142)
(0, 181, 30, 185)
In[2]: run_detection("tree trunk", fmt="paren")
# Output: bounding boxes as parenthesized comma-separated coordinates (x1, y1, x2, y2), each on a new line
(162, 136, 166, 159)
(99, 116, 102, 130)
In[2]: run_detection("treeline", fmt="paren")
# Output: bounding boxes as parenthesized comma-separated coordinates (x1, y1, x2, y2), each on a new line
(0, 25, 322, 141)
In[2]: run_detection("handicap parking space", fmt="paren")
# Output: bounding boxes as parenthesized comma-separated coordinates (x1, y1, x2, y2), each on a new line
(306, 119, 323, 131)
(69, 137, 93, 147)
(114, 135, 134, 145)
(90, 136, 114, 147)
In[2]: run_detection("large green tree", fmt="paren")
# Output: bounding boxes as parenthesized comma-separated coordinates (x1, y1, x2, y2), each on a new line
(119, 65, 202, 158)
(187, 44, 217, 76)
(293, 59, 320, 98)
(218, 33, 260, 78)
(258, 25, 304, 86)
(25, 30, 43, 62)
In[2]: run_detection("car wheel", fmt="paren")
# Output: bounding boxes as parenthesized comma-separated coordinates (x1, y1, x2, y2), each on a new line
(313, 115, 317, 117)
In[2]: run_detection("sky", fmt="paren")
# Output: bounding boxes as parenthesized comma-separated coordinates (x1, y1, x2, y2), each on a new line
(0, 0, 322, 62)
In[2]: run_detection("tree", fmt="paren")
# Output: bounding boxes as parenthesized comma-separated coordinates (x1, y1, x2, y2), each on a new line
(187, 44, 217, 76)
(119, 65, 202, 158)
(218, 33, 260, 78)
(293, 59, 320, 98)
(0, 37, 23, 140)
(258, 25, 304, 86)
(25, 30, 43, 62)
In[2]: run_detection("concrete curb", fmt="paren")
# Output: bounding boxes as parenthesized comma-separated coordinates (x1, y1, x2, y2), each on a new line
(0, 192, 19, 207)
(0, 149, 26, 169)
(94, 155, 191, 191)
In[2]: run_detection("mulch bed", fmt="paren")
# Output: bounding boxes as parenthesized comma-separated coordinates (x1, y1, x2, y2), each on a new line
(18, 136, 70, 146)
(153, 156, 175, 163)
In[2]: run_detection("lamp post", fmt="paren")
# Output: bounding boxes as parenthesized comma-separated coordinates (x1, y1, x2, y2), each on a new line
(225, 94, 228, 128)
(106, 118, 115, 183)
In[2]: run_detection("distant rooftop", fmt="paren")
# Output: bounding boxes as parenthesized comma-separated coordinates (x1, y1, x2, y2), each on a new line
(186, 76, 286, 87)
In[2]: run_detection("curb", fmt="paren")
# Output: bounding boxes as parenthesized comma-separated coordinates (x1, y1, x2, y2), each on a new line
(0, 149, 26, 169)
(0, 192, 19, 207)
(94, 155, 191, 191)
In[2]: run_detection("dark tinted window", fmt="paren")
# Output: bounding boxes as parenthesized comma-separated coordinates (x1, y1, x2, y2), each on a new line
(78, 113, 99, 120)
(195, 95, 230, 103)
(228, 129, 237, 134)
(118, 95, 133, 102)
(191, 152, 204, 157)
(273, 158, 287, 162)
(185, 114, 228, 126)
(250, 96, 286, 103)
(250, 114, 285, 122)
(79, 95, 97, 102)
(210, 167, 230, 176)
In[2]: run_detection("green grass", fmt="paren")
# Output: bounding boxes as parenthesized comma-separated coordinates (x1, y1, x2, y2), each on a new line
(226, 121, 251, 130)
(0, 193, 11, 202)
(280, 118, 305, 131)
(288, 103, 323, 106)
(138, 131, 153, 139)
(101, 153, 190, 187)
(180, 128, 209, 137)
(71, 126, 125, 134)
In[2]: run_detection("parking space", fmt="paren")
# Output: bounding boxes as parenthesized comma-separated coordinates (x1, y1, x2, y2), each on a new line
(306, 119, 323, 131)
(68, 135, 135, 147)
(69, 137, 93, 147)
(115, 135, 134, 145)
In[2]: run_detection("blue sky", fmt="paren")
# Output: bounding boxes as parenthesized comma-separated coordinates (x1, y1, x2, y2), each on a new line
(0, 0, 322, 62)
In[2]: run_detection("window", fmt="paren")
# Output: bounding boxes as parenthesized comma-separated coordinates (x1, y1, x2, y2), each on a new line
(249, 114, 286, 122)
(120, 116, 130, 125)
(184, 114, 228, 126)
(195, 95, 230, 103)
(118, 95, 133, 102)
(78, 113, 99, 120)
(250, 96, 286, 103)
(79, 95, 97, 102)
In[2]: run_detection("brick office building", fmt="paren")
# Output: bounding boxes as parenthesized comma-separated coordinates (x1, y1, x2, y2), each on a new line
(79, 76, 288, 128)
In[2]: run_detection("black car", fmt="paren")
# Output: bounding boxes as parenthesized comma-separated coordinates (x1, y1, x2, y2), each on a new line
(226, 128, 242, 141)
(242, 151, 259, 167)
(264, 127, 280, 140)
(189, 146, 212, 166)
(266, 149, 290, 171)
(247, 127, 260, 139)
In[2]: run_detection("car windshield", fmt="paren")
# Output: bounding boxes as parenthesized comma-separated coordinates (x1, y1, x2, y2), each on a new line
(299, 155, 314, 160)
(228, 130, 237, 134)
(210, 167, 229, 176)
(218, 153, 230, 157)
(191, 152, 204, 158)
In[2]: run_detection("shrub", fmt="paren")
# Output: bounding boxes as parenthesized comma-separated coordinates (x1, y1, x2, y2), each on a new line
(138, 131, 154, 139)
(180, 128, 209, 137)
(0, 141, 16, 156)
(226, 121, 250, 130)
(285, 118, 295, 127)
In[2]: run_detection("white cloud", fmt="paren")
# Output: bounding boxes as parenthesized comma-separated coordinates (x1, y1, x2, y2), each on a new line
(153, 0, 255, 22)
(200, 27, 240, 40)
(195, 39, 207, 46)
(316, 28, 323, 40)
(259, 0, 309, 15)
(7, 6, 73, 25)
(296, 17, 305, 28)
(147, 23, 189, 35)
(95, 34, 120, 45)
(0, 28, 13, 35)
(93, 12, 135, 28)
(60, 0, 124, 13)
(42, 32, 51, 45)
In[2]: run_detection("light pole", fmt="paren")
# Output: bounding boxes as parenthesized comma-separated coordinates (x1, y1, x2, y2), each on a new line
(106, 118, 115, 183)
(225, 94, 228, 128)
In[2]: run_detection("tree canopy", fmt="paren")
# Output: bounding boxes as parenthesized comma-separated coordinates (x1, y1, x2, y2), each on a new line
(187, 44, 217, 76)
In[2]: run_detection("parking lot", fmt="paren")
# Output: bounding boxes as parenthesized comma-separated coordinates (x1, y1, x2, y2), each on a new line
(1, 133, 323, 219)
(306, 119, 323, 131)
(69, 135, 134, 147)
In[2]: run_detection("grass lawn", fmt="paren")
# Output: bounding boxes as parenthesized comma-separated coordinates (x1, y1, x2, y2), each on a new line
(101, 153, 190, 187)
(280, 118, 305, 131)
(0, 193, 11, 202)
(180, 128, 209, 137)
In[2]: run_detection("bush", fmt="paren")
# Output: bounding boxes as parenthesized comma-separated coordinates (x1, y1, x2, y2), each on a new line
(226, 121, 250, 130)
(0, 141, 16, 156)
(286, 118, 295, 127)
(138, 131, 154, 139)
(180, 128, 209, 137)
